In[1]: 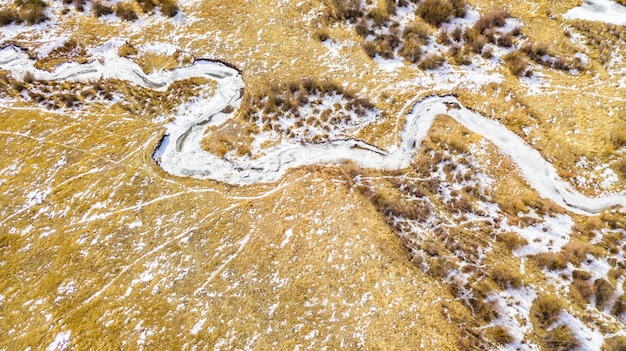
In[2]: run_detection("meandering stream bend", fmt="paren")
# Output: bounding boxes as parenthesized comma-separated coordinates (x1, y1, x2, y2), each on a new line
(1, 45, 624, 215)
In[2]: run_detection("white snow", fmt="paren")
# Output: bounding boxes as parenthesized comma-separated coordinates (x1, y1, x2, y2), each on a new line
(279, 228, 293, 249)
(564, 0, 626, 26)
(45, 331, 71, 351)
(190, 318, 206, 335)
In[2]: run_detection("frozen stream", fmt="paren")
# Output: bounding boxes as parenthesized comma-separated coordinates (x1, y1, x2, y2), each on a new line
(1, 45, 625, 215)
(563, 0, 626, 26)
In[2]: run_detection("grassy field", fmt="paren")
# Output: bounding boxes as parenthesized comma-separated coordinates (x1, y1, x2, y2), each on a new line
(1, 0, 625, 349)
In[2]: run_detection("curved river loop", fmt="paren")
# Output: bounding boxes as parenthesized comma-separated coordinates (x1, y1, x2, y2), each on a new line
(1, 44, 624, 216)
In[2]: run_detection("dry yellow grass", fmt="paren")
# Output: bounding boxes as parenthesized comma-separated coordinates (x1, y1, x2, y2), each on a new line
(1, 0, 626, 349)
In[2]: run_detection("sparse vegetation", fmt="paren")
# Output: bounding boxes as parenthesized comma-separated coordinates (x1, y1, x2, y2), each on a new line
(490, 264, 522, 289)
(603, 336, 626, 351)
(115, 2, 138, 21)
(417, 0, 453, 27)
(240, 78, 377, 144)
(92, 1, 113, 16)
(532, 294, 562, 327)
(542, 325, 580, 351)
(418, 53, 445, 70)
(594, 278, 615, 309)
(497, 232, 528, 251)
(504, 51, 532, 77)
(0, 0, 48, 26)
(486, 326, 513, 345)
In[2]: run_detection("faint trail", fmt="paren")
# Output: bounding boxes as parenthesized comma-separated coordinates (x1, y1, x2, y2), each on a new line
(0, 130, 118, 165)
(196, 230, 252, 293)
(81, 204, 232, 305)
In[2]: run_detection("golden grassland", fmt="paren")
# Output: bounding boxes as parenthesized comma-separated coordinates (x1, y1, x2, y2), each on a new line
(1, 0, 626, 349)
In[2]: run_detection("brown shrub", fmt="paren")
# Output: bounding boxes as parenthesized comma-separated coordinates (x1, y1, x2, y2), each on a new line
(313, 27, 330, 41)
(617, 159, 626, 180)
(23, 71, 35, 84)
(355, 18, 369, 36)
(136, 0, 156, 13)
(449, 45, 471, 65)
(0, 7, 20, 25)
(612, 294, 626, 318)
(160, 0, 179, 17)
(418, 53, 445, 70)
(571, 278, 592, 304)
(497, 232, 528, 251)
(92, 1, 113, 16)
(532, 294, 562, 327)
(323, 0, 363, 23)
(490, 265, 522, 289)
(17, 0, 48, 25)
(449, 0, 466, 18)
(118, 43, 138, 57)
(561, 241, 600, 266)
(368, 7, 389, 27)
(533, 252, 568, 271)
(486, 326, 513, 345)
(473, 8, 509, 34)
(594, 278, 615, 309)
(542, 325, 580, 351)
(399, 22, 430, 63)
(505, 51, 532, 77)
(116, 2, 138, 21)
(572, 269, 591, 281)
(603, 336, 626, 351)
(418, 0, 452, 27)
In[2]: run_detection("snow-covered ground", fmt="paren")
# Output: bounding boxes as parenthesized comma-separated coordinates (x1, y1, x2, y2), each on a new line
(564, 0, 626, 26)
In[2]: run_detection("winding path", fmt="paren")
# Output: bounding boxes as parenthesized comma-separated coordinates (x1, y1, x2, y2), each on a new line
(1, 45, 624, 215)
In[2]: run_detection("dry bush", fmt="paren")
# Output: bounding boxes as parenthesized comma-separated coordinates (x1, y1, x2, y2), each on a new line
(313, 27, 330, 41)
(612, 294, 626, 318)
(16, 0, 48, 25)
(368, 7, 389, 27)
(118, 43, 138, 57)
(418, 53, 445, 70)
(497, 232, 528, 251)
(532, 252, 568, 271)
(160, 0, 179, 17)
(572, 269, 591, 281)
(0, 7, 20, 25)
(363, 35, 398, 59)
(418, 0, 453, 27)
(490, 265, 522, 289)
(594, 278, 615, 309)
(473, 8, 509, 34)
(23, 71, 35, 84)
(504, 51, 532, 77)
(532, 294, 562, 327)
(399, 22, 430, 63)
(612, 130, 626, 149)
(136, 0, 156, 13)
(603, 336, 626, 351)
(542, 325, 580, 351)
(92, 1, 113, 16)
(449, 0, 466, 18)
(560, 241, 601, 266)
(570, 278, 592, 305)
(486, 326, 513, 345)
(322, 0, 363, 23)
(449, 45, 471, 65)
(617, 159, 626, 180)
(115, 2, 138, 21)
